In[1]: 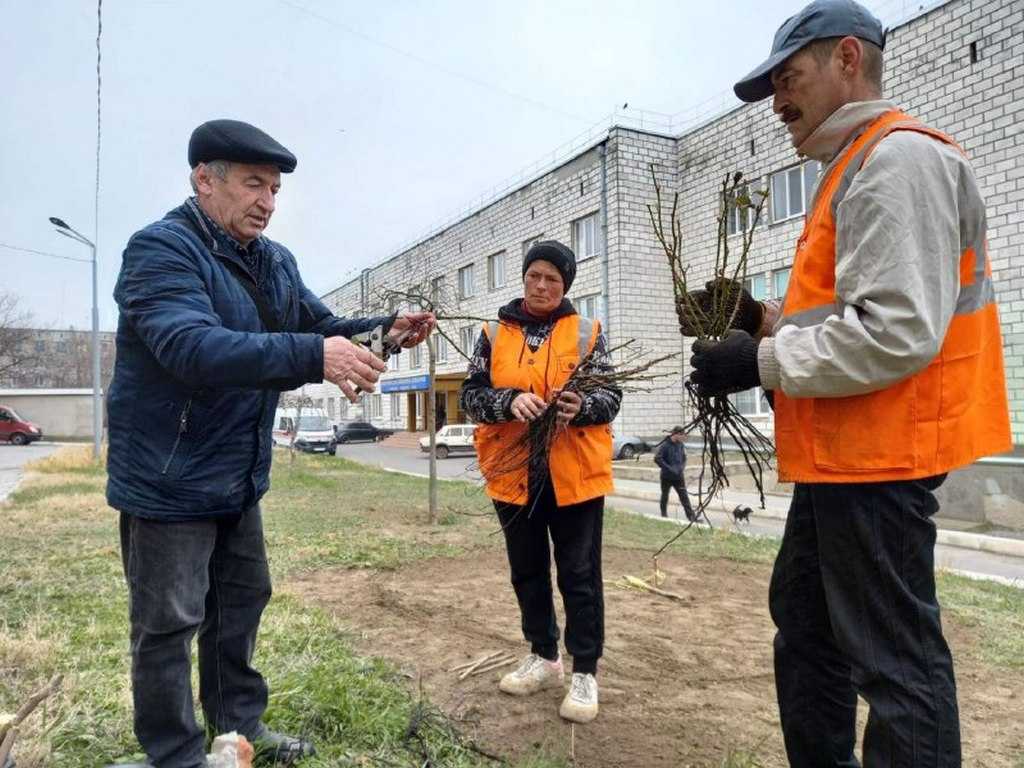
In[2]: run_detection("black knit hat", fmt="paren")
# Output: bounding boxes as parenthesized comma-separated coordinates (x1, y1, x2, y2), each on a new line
(188, 119, 297, 173)
(522, 240, 576, 293)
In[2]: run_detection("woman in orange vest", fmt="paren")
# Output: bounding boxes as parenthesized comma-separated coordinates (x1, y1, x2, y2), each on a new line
(686, 2, 1011, 766)
(460, 240, 620, 724)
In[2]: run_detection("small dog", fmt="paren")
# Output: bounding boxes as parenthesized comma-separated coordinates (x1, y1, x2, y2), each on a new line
(731, 505, 753, 524)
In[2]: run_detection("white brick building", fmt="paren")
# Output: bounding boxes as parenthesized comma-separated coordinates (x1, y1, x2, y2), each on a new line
(310, 0, 1023, 447)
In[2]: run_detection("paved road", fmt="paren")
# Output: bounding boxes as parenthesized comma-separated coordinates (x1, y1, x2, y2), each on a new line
(334, 442, 481, 482)
(0, 442, 62, 502)
(331, 443, 1024, 586)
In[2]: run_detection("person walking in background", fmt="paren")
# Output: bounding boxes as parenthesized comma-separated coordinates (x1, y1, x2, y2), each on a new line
(654, 426, 695, 521)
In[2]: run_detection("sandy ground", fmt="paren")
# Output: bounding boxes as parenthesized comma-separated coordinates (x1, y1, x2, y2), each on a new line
(286, 545, 1024, 767)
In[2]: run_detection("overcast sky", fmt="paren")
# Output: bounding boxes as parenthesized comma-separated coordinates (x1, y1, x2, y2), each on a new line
(3, 0, 923, 331)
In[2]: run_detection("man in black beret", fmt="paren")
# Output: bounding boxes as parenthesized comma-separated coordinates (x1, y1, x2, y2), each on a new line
(105, 119, 435, 767)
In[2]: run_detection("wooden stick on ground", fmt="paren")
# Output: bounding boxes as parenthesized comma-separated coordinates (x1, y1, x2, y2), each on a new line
(469, 656, 517, 677)
(622, 575, 687, 601)
(450, 651, 502, 674)
(0, 730, 15, 768)
(458, 651, 506, 680)
(0, 674, 63, 765)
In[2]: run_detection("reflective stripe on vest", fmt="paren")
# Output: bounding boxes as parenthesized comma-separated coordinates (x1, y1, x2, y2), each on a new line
(485, 316, 596, 362)
(773, 109, 1011, 483)
(475, 313, 613, 506)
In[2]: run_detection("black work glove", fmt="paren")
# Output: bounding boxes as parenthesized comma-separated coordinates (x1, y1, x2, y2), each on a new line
(690, 330, 761, 397)
(677, 278, 764, 337)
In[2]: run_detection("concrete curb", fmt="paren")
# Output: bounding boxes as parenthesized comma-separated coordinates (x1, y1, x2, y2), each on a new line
(342, 452, 1024, 561)
(608, 487, 1024, 560)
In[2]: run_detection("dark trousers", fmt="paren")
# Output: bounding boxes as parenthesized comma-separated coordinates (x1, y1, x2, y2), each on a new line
(495, 480, 604, 675)
(769, 477, 960, 768)
(119, 507, 272, 768)
(659, 472, 695, 519)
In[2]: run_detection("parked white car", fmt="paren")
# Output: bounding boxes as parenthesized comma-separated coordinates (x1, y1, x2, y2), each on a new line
(419, 424, 476, 459)
(272, 408, 335, 452)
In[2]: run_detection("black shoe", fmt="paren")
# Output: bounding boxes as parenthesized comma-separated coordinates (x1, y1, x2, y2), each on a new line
(249, 725, 316, 766)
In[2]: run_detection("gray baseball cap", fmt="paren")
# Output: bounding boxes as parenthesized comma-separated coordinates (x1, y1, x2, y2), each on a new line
(733, 0, 886, 103)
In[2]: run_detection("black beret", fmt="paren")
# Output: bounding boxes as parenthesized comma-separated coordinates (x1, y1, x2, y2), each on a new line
(188, 119, 297, 173)
(523, 240, 577, 294)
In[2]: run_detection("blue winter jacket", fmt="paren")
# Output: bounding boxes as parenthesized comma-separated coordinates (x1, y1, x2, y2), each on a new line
(106, 201, 385, 520)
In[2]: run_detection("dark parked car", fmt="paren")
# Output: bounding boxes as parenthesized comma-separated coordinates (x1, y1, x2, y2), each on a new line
(330, 421, 393, 448)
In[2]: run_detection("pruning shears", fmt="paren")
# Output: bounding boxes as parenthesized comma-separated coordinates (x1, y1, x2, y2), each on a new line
(350, 318, 427, 394)
(351, 323, 402, 363)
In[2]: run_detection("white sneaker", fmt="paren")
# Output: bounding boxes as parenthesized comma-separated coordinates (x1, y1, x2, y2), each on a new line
(559, 672, 599, 723)
(498, 653, 564, 696)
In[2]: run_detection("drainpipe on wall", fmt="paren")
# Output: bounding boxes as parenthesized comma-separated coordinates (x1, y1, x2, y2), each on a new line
(598, 140, 610, 342)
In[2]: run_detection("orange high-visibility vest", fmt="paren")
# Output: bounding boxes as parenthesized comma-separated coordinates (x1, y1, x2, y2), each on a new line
(773, 109, 1011, 483)
(474, 313, 614, 506)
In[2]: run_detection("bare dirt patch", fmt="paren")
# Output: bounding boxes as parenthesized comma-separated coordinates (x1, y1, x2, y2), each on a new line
(286, 547, 1023, 768)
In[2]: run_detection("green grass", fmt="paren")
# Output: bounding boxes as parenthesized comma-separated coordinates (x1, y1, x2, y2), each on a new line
(0, 448, 563, 768)
(935, 571, 1024, 669)
(2, 446, 1020, 767)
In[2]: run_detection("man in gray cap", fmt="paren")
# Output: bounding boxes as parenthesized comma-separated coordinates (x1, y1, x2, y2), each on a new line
(687, 1, 1011, 766)
(106, 119, 435, 767)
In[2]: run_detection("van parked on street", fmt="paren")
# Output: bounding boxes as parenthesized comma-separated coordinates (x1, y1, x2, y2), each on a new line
(0, 405, 43, 445)
(272, 408, 334, 453)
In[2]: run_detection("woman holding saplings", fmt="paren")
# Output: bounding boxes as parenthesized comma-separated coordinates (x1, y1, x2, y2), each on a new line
(459, 240, 620, 723)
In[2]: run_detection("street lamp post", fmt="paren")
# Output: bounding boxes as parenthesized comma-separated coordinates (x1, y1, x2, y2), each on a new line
(49, 216, 102, 460)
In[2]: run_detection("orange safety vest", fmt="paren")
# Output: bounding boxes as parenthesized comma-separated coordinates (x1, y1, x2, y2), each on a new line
(474, 313, 614, 506)
(773, 109, 1011, 483)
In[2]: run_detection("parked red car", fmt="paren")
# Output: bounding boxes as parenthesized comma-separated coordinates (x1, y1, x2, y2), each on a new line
(0, 405, 43, 445)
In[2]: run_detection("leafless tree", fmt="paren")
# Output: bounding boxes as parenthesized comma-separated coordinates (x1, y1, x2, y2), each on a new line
(0, 291, 42, 386)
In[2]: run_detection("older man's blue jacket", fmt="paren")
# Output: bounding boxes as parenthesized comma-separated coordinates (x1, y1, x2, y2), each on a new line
(106, 201, 384, 520)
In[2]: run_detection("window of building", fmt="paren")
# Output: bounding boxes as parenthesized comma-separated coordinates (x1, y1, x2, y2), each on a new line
(460, 324, 477, 356)
(388, 352, 400, 371)
(726, 185, 752, 237)
(458, 264, 475, 299)
(743, 273, 768, 301)
(410, 344, 421, 368)
(487, 250, 507, 291)
(431, 276, 445, 304)
(371, 394, 383, 419)
(522, 235, 543, 257)
(338, 398, 348, 420)
(326, 398, 336, 419)
(730, 388, 773, 418)
(770, 159, 822, 222)
(390, 393, 402, 418)
(35, 341, 45, 353)
(574, 293, 601, 319)
(772, 267, 791, 300)
(56, 341, 69, 353)
(572, 212, 600, 261)
(435, 334, 448, 363)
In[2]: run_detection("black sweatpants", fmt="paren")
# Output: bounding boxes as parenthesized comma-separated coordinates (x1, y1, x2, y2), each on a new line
(495, 480, 604, 675)
(659, 472, 695, 520)
(770, 475, 960, 767)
